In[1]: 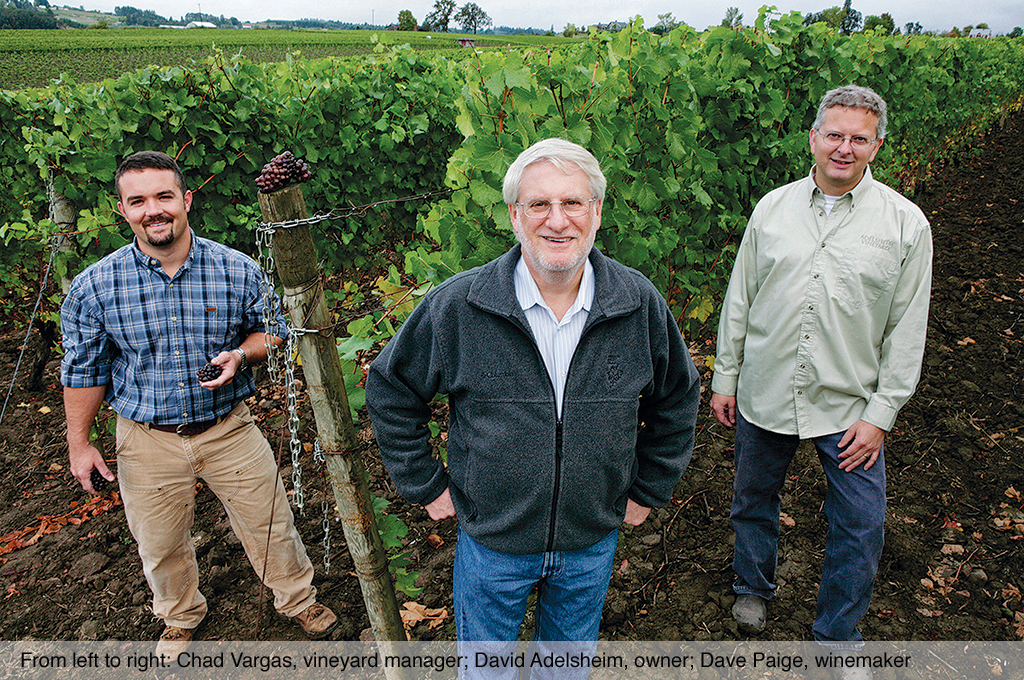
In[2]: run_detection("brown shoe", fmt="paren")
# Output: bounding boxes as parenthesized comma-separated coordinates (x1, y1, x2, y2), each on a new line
(291, 602, 338, 639)
(155, 625, 194, 658)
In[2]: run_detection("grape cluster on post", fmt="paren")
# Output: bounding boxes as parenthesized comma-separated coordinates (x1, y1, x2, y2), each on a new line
(255, 151, 313, 193)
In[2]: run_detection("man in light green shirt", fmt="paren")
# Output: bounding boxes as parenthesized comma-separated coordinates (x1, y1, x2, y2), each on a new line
(710, 85, 932, 647)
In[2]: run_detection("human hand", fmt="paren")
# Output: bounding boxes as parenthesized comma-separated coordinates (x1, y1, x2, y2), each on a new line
(69, 443, 114, 495)
(425, 487, 456, 521)
(710, 392, 737, 428)
(623, 499, 652, 526)
(198, 350, 242, 390)
(837, 420, 885, 472)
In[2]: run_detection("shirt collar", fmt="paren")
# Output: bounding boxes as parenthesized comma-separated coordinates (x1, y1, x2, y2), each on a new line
(514, 255, 594, 320)
(805, 165, 874, 209)
(130, 228, 198, 275)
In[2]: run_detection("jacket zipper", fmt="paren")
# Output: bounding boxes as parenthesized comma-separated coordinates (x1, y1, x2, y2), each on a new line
(546, 418, 563, 551)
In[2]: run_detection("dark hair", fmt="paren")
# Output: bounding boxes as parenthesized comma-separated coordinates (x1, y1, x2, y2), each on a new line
(114, 151, 187, 197)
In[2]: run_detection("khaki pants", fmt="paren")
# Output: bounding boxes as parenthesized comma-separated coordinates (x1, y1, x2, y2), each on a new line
(116, 401, 315, 629)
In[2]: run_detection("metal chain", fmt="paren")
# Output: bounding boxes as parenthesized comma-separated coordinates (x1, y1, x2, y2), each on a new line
(284, 329, 304, 514)
(254, 223, 283, 384)
(313, 439, 331, 573)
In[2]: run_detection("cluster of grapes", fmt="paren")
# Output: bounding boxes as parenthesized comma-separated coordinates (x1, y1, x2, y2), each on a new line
(255, 151, 313, 193)
(90, 468, 109, 492)
(196, 363, 224, 382)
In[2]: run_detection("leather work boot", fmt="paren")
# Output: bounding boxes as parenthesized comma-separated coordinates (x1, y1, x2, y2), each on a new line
(731, 594, 767, 633)
(155, 625, 194, 659)
(291, 602, 338, 639)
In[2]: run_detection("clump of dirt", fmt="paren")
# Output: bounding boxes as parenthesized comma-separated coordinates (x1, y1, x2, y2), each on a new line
(1, 112, 1022, 643)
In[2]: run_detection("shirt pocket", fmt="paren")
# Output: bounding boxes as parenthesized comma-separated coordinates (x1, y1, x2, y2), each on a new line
(834, 250, 899, 312)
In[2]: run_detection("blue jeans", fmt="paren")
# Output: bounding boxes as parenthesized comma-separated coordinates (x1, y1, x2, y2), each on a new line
(730, 412, 885, 642)
(454, 526, 618, 680)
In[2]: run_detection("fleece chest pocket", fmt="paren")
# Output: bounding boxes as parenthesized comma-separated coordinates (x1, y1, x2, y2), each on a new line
(833, 250, 899, 311)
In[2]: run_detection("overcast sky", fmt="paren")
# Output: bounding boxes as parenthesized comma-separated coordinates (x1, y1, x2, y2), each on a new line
(84, 0, 1024, 35)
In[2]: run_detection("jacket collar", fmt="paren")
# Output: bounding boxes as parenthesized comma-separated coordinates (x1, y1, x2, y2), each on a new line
(466, 244, 642, 326)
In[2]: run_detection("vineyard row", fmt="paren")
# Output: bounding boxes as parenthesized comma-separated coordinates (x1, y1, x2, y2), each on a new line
(1, 9, 1022, 338)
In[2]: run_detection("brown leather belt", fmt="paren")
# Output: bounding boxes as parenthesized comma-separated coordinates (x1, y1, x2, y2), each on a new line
(148, 418, 221, 437)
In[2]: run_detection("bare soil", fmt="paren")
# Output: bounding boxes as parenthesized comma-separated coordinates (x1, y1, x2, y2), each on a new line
(1, 112, 1022, 644)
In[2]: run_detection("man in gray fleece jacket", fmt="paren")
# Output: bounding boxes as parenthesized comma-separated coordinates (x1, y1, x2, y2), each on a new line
(367, 139, 700, 665)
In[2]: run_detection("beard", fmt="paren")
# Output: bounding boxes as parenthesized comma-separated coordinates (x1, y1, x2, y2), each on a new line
(143, 216, 177, 248)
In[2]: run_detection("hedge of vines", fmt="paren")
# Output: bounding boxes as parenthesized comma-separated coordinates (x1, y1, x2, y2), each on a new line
(2, 8, 1022, 335)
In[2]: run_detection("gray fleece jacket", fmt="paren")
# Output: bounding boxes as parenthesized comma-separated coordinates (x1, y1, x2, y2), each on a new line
(366, 245, 701, 555)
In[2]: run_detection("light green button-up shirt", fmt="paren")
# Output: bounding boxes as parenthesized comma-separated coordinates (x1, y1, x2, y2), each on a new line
(711, 167, 932, 438)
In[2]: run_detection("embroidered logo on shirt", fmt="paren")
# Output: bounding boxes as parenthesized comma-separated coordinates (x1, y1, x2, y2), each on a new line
(860, 235, 895, 252)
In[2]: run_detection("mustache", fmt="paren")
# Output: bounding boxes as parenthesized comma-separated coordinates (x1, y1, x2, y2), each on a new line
(141, 214, 173, 226)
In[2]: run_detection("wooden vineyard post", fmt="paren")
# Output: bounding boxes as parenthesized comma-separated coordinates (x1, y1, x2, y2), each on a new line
(257, 185, 409, 656)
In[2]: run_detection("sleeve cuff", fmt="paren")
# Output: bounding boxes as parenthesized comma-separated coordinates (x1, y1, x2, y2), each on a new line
(711, 372, 738, 396)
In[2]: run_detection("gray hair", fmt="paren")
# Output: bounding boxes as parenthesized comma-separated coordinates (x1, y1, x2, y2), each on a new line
(502, 138, 607, 205)
(812, 85, 888, 140)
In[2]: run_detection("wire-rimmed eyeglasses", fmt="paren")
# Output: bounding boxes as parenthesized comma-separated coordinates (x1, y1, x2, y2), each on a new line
(516, 197, 597, 219)
(815, 130, 879, 150)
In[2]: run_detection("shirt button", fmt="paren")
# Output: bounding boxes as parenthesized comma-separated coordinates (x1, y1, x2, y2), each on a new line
(804, 334, 810, 339)
(171, 316, 177, 322)
(819, 211, 824, 217)
(150, 259, 158, 266)
(797, 390, 803, 395)
(179, 382, 185, 387)
(808, 305, 813, 310)
(814, 274, 820, 279)
(182, 412, 188, 418)
(175, 350, 181, 356)
(821, 243, 826, 248)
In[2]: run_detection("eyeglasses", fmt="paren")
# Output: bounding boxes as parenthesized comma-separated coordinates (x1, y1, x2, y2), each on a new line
(516, 197, 597, 219)
(816, 130, 879, 150)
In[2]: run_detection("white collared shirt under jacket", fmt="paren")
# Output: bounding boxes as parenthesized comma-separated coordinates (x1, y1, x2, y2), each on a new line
(514, 256, 594, 419)
(711, 167, 933, 438)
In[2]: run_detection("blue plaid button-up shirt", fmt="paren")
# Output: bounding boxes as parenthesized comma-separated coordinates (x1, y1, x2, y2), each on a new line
(60, 231, 287, 425)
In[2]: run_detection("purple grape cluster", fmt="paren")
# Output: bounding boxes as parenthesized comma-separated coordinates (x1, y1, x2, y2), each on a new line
(255, 151, 313, 193)
(90, 468, 109, 492)
(197, 363, 224, 382)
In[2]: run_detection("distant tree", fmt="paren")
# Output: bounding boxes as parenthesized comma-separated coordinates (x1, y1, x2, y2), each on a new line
(863, 12, 894, 34)
(424, 0, 455, 32)
(397, 9, 417, 30)
(839, 0, 861, 34)
(34, 0, 50, 7)
(904, 21, 922, 34)
(963, 24, 974, 35)
(116, 5, 168, 26)
(804, 7, 843, 29)
(562, 22, 577, 37)
(721, 6, 743, 27)
(1008, 26, 1023, 38)
(657, 12, 679, 31)
(454, 2, 490, 34)
(0, 6, 58, 27)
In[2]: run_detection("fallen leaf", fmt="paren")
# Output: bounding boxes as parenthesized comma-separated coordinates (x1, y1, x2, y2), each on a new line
(399, 601, 448, 630)
(940, 544, 965, 555)
(780, 512, 796, 527)
(425, 533, 444, 549)
(916, 608, 944, 618)
(1005, 486, 1022, 502)
(47, 463, 63, 473)
(956, 337, 976, 346)
(38, 406, 51, 414)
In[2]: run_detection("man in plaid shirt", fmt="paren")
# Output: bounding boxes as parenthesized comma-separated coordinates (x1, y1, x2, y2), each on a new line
(60, 151, 336, 651)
